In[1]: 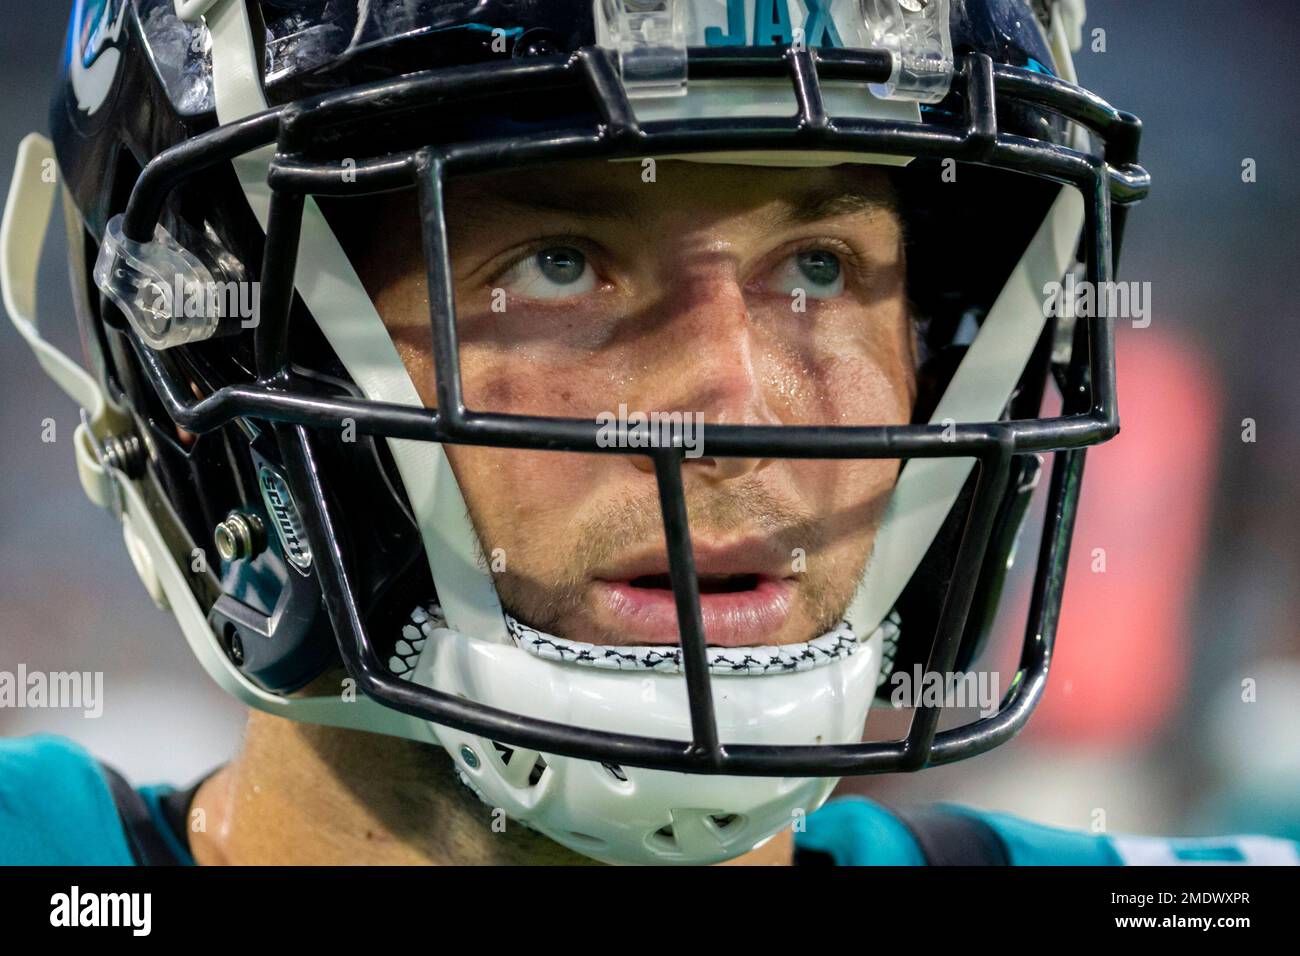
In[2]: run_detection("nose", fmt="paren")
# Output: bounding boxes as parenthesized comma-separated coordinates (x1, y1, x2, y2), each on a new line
(626, 268, 781, 481)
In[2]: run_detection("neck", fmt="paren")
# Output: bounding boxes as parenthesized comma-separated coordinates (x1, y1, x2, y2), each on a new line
(189, 710, 793, 866)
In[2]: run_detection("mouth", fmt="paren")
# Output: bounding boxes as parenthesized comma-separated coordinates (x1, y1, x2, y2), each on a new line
(627, 572, 764, 594)
(591, 544, 797, 647)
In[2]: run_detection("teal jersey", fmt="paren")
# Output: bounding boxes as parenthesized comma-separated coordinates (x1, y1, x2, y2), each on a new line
(0, 735, 193, 866)
(2, 735, 1296, 866)
(792, 796, 1300, 866)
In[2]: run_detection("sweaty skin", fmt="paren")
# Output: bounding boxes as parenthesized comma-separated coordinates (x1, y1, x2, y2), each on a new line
(192, 158, 916, 866)
(189, 712, 793, 866)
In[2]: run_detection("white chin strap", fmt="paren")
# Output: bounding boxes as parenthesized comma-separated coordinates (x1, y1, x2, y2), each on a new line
(502, 612, 886, 676)
(389, 604, 890, 865)
(391, 605, 899, 679)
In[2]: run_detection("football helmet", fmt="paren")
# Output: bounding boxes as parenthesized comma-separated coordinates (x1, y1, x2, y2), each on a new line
(2, 0, 1148, 864)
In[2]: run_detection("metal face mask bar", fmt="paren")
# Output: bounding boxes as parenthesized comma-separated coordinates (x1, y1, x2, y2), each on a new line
(102, 43, 1148, 777)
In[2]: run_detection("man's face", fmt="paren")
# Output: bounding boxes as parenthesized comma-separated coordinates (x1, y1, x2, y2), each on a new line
(341, 158, 915, 647)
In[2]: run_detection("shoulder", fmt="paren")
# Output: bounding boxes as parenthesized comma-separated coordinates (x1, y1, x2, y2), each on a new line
(954, 805, 1300, 865)
(801, 797, 1300, 866)
(798, 796, 928, 865)
(0, 734, 135, 865)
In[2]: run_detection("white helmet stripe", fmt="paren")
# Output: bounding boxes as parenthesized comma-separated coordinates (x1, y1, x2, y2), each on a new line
(844, 184, 1086, 637)
(207, 0, 508, 642)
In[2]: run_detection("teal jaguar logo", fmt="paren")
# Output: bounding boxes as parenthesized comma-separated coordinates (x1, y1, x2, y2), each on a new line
(67, 0, 128, 115)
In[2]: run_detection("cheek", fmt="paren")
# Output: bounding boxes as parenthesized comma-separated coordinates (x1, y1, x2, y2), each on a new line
(760, 304, 916, 428)
(767, 302, 913, 525)
(460, 344, 581, 416)
(810, 353, 913, 427)
(443, 445, 605, 559)
(384, 312, 612, 562)
(388, 317, 590, 419)
(790, 457, 900, 535)
(454, 307, 630, 417)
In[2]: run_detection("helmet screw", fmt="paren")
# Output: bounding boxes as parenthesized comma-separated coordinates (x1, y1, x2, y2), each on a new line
(227, 628, 245, 666)
(459, 745, 480, 769)
(102, 432, 145, 479)
(214, 511, 267, 563)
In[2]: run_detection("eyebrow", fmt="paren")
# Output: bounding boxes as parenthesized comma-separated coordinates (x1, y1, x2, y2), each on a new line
(449, 174, 897, 228)
(778, 183, 897, 224)
(453, 179, 647, 222)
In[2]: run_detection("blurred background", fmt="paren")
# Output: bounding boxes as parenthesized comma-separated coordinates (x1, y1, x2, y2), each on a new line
(2, 2, 1298, 838)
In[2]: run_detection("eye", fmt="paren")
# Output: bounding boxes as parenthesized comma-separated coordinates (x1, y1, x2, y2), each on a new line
(768, 249, 844, 300)
(498, 246, 596, 300)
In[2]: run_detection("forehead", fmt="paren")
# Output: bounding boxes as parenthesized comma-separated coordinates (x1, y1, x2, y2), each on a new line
(443, 158, 899, 223)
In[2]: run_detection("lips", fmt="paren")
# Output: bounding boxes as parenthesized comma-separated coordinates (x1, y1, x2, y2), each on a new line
(591, 542, 796, 647)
